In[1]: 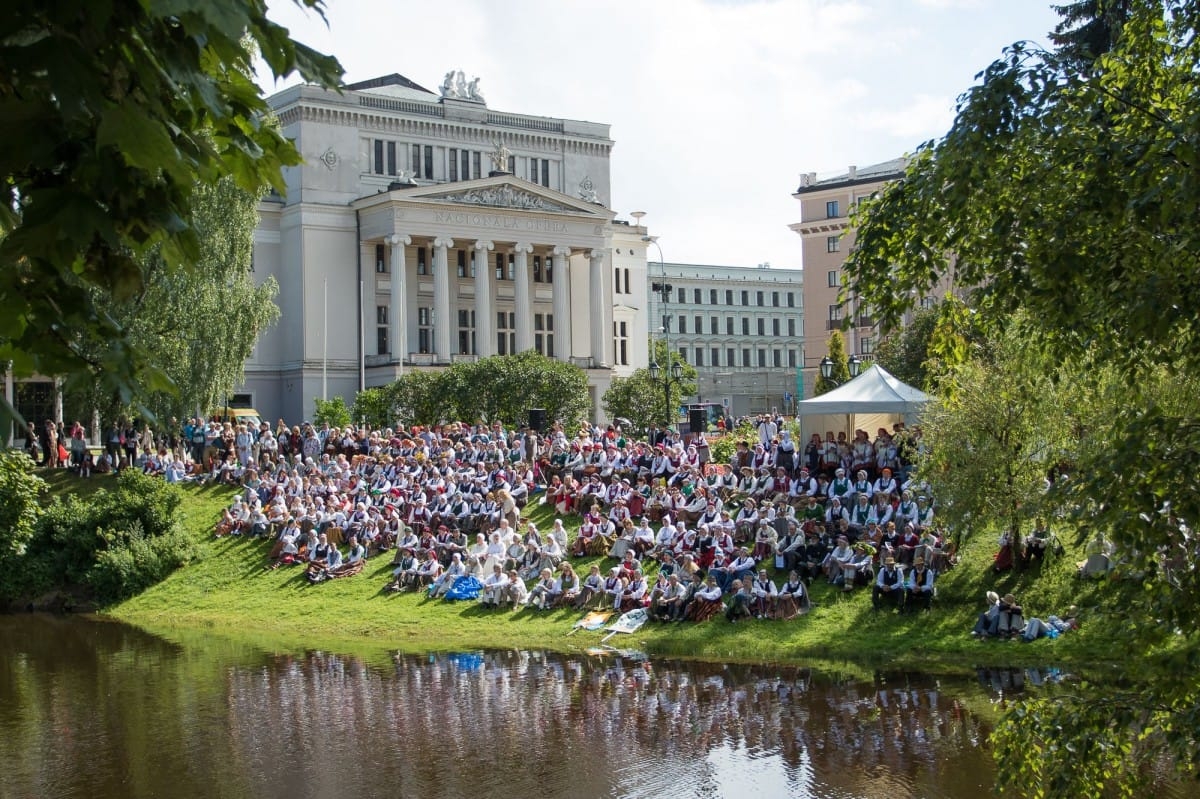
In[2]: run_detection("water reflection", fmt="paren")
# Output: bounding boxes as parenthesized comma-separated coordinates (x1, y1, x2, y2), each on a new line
(0, 615, 1009, 799)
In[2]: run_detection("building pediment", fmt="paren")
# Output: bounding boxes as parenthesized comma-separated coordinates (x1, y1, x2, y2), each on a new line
(385, 175, 616, 219)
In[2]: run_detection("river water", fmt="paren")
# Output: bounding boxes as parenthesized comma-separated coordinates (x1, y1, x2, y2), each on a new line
(0, 614, 1057, 799)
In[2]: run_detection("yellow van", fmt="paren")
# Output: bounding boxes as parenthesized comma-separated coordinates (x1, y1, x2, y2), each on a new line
(208, 407, 265, 429)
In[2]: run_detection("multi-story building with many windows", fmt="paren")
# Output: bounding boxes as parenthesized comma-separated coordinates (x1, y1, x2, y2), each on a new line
(241, 72, 651, 424)
(648, 263, 805, 417)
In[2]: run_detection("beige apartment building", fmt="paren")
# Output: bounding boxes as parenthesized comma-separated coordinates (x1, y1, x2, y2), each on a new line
(790, 158, 947, 397)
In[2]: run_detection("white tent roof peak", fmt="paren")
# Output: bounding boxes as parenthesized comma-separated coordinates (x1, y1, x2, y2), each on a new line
(799, 363, 931, 415)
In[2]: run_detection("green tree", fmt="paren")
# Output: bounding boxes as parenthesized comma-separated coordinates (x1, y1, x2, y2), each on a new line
(843, 1, 1200, 792)
(0, 451, 45, 569)
(875, 306, 939, 389)
(313, 396, 352, 429)
(602, 340, 697, 435)
(915, 320, 1071, 543)
(0, 0, 342, 418)
(814, 331, 850, 396)
(1049, 0, 1133, 70)
(71, 175, 280, 425)
(352, 387, 395, 431)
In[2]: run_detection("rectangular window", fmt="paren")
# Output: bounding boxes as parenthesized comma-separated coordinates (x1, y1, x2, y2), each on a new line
(827, 236, 840, 253)
(678, 315, 687, 334)
(826, 200, 840, 218)
(773, 349, 782, 368)
(758, 349, 767, 368)
(742, 348, 751, 367)
(695, 315, 703, 334)
(375, 243, 387, 274)
(787, 292, 795, 308)
(546, 258, 554, 284)
(547, 314, 554, 357)
(711, 316, 718, 335)
(921, 296, 936, 309)
(496, 253, 505, 281)
(386, 141, 397, 176)
(757, 318, 765, 336)
(458, 309, 475, 355)
(772, 291, 780, 307)
(725, 289, 733, 305)
(507, 155, 516, 174)
(473, 151, 482, 180)
(678, 347, 688, 364)
(788, 350, 797, 368)
(741, 290, 748, 306)
(756, 291, 764, 306)
(726, 317, 734, 335)
(417, 246, 427, 275)
(710, 289, 718, 305)
(677, 287, 685, 304)
(727, 348, 736, 367)
(417, 307, 433, 353)
(613, 267, 621, 294)
(411, 144, 420, 176)
(828, 270, 839, 287)
(829, 304, 843, 321)
(540, 159, 549, 187)
(787, 318, 796, 336)
(741, 318, 749, 336)
(496, 311, 515, 356)
(457, 249, 467, 278)
(861, 337, 876, 356)
(623, 268, 630, 294)
(423, 145, 433, 179)
(533, 255, 543, 282)
(449, 148, 459, 182)
(614, 321, 628, 366)
(694, 288, 702, 304)
(694, 349, 703, 366)
(376, 305, 389, 355)
(772, 318, 780, 336)
(373, 140, 384, 175)
(711, 347, 719, 366)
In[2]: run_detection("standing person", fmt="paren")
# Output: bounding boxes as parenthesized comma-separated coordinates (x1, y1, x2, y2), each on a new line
(44, 420, 59, 468)
(122, 420, 139, 468)
(24, 421, 40, 462)
(69, 422, 87, 474)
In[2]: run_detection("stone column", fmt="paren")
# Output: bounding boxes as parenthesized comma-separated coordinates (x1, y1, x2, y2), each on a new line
(588, 249, 607, 368)
(389, 234, 411, 366)
(512, 242, 534, 353)
(432, 237, 454, 363)
(551, 245, 572, 361)
(473, 240, 495, 357)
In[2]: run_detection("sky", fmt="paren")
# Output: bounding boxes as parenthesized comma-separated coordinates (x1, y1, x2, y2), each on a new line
(259, 0, 1063, 271)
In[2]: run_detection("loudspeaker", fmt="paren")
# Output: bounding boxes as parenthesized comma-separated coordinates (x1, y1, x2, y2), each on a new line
(688, 407, 707, 435)
(528, 408, 546, 432)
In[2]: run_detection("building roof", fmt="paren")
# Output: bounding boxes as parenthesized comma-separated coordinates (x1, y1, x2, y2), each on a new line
(793, 157, 908, 194)
(346, 73, 438, 101)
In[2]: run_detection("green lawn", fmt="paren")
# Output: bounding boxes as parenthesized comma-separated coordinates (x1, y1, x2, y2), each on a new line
(95, 473, 1131, 671)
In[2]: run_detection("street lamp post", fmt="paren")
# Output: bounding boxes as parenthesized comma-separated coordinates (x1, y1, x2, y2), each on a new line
(819, 353, 863, 388)
(649, 357, 685, 431)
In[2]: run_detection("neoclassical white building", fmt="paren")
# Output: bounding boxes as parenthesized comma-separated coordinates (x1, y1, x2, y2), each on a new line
(243, 73, 650, 424)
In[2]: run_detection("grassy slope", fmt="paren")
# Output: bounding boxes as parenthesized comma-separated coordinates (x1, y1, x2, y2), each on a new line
(92, 471, 1135, 671)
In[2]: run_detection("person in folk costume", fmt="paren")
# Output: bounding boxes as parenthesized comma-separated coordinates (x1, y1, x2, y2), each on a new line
(827, 467, 853, 504)
(749, 568, 778, 618)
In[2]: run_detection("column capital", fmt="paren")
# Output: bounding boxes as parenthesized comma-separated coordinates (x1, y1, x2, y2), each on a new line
(389, 233, 412, 247)
(551, 245, 571, 257)
(432, 237, 455, 249)
(511, 242, 534, 255)
(474, 240, 495, 252)
(587, 249, 605, 262)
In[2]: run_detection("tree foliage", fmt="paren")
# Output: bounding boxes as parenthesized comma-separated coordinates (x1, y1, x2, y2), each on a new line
(814, 330, 850, 396)
(71, 174, 280, 424)
(0, 0, 342, 417)
(843, 0, 1200, 791)
(875, 306, 938, 390)
(313, 396, 352, 429)
(0, 451, 46, 565)
(362, 351, 591, 430)
(602, 340, 698, 436)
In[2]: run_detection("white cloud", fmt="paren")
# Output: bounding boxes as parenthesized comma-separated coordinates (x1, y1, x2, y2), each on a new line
(260, 0, 1060, 270)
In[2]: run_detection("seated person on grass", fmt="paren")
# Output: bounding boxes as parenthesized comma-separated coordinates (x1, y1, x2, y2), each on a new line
(502, 568, 529, 609)
(725, 579, 753, 623)
(1020, 605, 1079, 642)
(903, 556, 936, 612)
(749, 569, 777, 618)
(480, 563, 509, 607)
(687, 574, 726, 621)
(526, 567, 560, 610)
(575, 564, 604, 609)
(775, 571, 809, 619)
(872, 556, 904, 611)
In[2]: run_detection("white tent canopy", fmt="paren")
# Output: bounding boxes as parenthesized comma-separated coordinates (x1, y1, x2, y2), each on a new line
(797, 364, 932, 440)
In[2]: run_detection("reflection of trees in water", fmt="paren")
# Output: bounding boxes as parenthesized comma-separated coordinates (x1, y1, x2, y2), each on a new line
(221, 650, 998, 798)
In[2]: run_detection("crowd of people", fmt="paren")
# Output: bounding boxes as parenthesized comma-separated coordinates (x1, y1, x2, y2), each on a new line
(174, 411, 965, 624)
